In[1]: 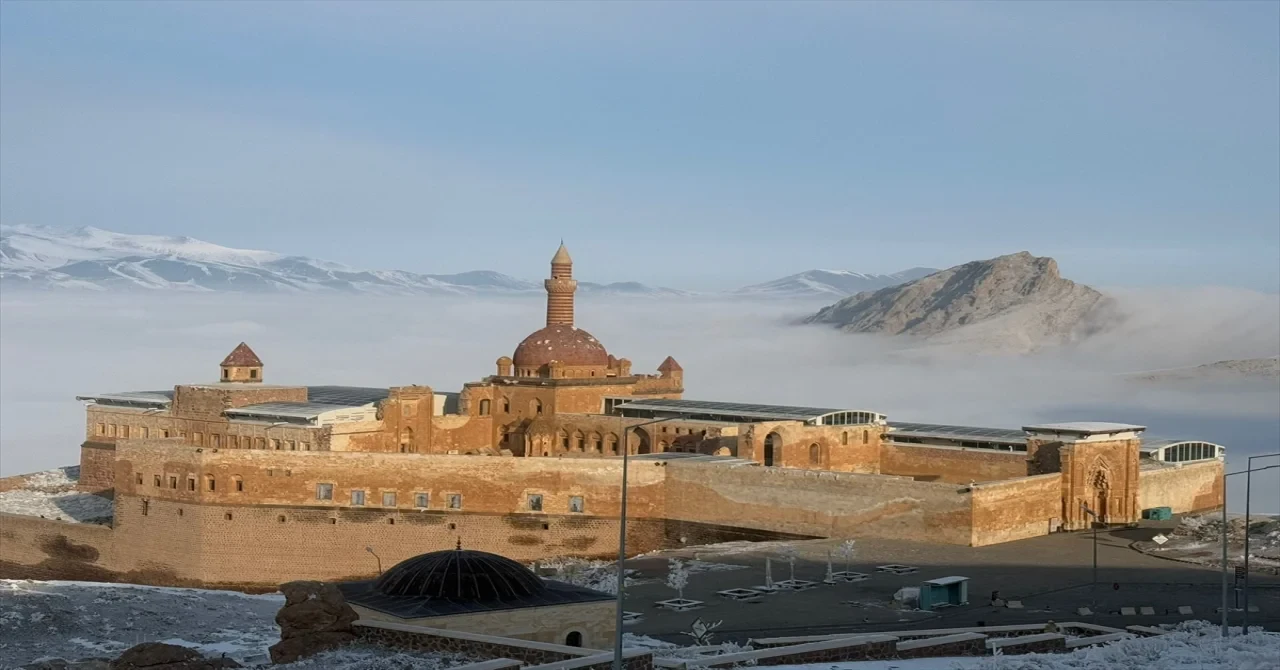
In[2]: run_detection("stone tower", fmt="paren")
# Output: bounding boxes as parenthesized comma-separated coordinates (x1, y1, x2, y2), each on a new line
(220, 342, 264, 383)
(545, 242, 577, 327)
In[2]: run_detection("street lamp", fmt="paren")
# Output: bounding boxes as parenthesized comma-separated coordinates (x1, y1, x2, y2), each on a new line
(1243, 452, 1279, 633)
(612, 412, 692, 670)
(1221, 460, 1280, 636)
(1080, 501, 1099, 623)
(364, 545, 381, 575)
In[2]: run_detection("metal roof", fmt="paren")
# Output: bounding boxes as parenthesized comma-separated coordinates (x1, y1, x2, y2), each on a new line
(224, 402, 373, 421)
(75, 390, 174, 408)
(924, 576, 969, 586)
(1023, 422, 1147, 436)
(613, 398, 880, 423)
(887, 422, 1027, 445)
(338, 577, 612, 619)
(303, 386, 390, 406)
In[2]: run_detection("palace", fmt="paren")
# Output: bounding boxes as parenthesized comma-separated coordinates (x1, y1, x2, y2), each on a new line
(0, 243, 1225, 590)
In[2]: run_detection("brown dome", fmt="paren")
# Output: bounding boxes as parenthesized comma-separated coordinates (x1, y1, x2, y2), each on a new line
(513, 325, 609, 368)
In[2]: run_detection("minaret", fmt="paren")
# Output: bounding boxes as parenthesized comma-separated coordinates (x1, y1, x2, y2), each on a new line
(544, 242, 577, 327)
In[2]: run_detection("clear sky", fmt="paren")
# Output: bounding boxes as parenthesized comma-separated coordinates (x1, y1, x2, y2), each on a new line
(1, 1, 1277, 291)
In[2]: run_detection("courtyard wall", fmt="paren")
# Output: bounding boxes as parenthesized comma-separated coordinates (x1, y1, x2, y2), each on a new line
(969, 473, 1063, 546)
(879, 444, 1029, 484)
(1137, 460, 1223, 514)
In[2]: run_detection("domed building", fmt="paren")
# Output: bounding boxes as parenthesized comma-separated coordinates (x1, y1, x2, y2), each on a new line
(337, 545, 615, 648)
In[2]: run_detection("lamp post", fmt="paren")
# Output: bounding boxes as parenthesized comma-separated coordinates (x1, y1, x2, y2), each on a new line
(1080, 502, 1099, 623)
(1222, 460, 1280, 636)
(1243, 453, 1279, 633)
(612, 412, 692, 670)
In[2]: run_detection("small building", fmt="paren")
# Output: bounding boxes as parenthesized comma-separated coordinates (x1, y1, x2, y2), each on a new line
(919, 576, 969, 610)
(337, 547, 615, 648)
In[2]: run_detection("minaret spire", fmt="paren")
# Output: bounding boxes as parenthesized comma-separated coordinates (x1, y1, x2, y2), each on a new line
(545, 242, 577, 327)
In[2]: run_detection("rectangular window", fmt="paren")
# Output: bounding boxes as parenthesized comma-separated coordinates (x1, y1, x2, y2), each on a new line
(316, 483, 334, 500)
(162, 429, 170, 438)
(107, 424, 117, 437)
(96, 423, 105, 435)
(140, 427, 149, 439)
(301, 442, 311, 451)
(270, 439, 280, 450)
(287, 440, 296, 451)
(120, 425, 130, 438)
(249, 368, 259, 379)
(135, 472, 142, 485)
(447, 493, 462, 510)
(414, 493, 429, 508)
(569, 496, 585, 513)
(528, 493, 543, 512)
(211, 434, 221, 448)
(382, 492, 396, 507)
(168, 476, 177, 489)
(235, 479, 244, 492)
(153, 475, 161, 487)
(254, 437, 265, 449)
(193, 432, 203, 446)
(207, 477, 215, 491)
(187, 477, 195, 491)
(351, 490, 366, 506)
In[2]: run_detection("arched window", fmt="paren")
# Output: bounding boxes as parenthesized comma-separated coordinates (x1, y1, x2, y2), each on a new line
(763, 432, 782, 466)
(532, 399, 543, 415)
(502, 397, 510, 413)
(565, 631, 583, 647)
(573, 431, 585, 451)
(863, 429, 869, 444)
(591, 433, 603, 453)
(558, 430, 570, 450)
(479, 399, 491, 416)
(605, 433, 618, 455)
(809, 444, 821, 465)
(841, 431, 849, 445)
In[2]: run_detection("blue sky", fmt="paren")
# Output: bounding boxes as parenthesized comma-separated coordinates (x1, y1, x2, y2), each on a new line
(1, 1, 1277, 290)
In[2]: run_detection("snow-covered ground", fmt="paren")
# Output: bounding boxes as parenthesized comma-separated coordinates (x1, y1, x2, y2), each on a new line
(0, 580, 469, 669)
(532, 557, 746, 595)
(0, 467, 112, 524)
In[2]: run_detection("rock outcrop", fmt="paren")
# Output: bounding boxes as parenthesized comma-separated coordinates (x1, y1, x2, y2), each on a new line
(268, 580, 360, 664)
(805, 252, 1107, 352)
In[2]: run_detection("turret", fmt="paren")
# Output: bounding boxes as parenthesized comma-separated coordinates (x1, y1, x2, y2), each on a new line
(220, 342, 264, 383)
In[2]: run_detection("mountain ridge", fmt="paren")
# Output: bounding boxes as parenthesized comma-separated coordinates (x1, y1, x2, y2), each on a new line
(805, 251, 1109, 352)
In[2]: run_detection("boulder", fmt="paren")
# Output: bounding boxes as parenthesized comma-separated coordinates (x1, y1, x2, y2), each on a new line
(268, 631, 357, 665)
(270, 581, 360, 663)
(108, 642, 240, 669)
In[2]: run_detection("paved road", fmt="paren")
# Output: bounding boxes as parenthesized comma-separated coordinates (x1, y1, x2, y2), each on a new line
(620, 523, 1280, 643)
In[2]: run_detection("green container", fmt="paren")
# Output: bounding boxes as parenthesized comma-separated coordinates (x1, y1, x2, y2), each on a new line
(1142, 507, 1173, 521)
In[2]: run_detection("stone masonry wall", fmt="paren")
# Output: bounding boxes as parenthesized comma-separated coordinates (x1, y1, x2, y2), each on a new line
(1137, 460, 1224, 514)
(662, 461, 974, 544)
(353, 600, 615, 648)
(78, 442, 117, 492)
(353, 622, 592, 665)
(879, 445, 1029, 484)
(969, 474, 1062, 546)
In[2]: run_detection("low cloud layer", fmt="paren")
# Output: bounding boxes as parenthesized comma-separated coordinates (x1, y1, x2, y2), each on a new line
(1, 290, 1276, 510)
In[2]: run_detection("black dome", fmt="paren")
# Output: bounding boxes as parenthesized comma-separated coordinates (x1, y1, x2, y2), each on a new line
(374, 549, 546, 601)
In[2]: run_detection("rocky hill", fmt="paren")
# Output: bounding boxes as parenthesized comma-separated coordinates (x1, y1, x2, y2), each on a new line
(1130, 357, 1280, 384)
(804, 252, 1107, 351)
(733, 267, 938, 299)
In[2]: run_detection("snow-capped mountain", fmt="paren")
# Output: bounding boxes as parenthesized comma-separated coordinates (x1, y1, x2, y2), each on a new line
(733, 267, 938, 298)
(0, 224, 681, 296)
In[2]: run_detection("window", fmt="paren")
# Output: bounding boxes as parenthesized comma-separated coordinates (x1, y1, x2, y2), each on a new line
(249, 369, 259, 379)
(447, 494, 462, 510)
(277, 514, 286, 523)
(168, 476, 177, 489)
(560, 432, 570, 449)
(96, 423, 105, 436)
(193, 432, 203, 446)
(140, 427, 149, 439)
(532, 399, 543, 416)
(206, 476, 216, 491)
(841, 432, 849, 446)
(328, 517, 337, 525)
(569, 496, 585, 513)
(187, 477, 195, 491)
(211, 434, 221, 448)
(316, 483, 334, 501)
(502, 397, 510, 413)
(528, 494, 543, 512)
(414, 493, 429, 508)
(479, 399, 491, 416)
(177, 508, 183, 517)
(225, 513, 233, 521)
(863, 430, 869, 444)
(254, 437, 265, 449)
(382, 492, 396, 507)
(809, 443, 821, 465)
(222, 368, 230, 380)
(162, 429, 170, 438)
(565, 631, 583, 647)
(233, 476, 244, 492)
(270, 439, 280, 450)
(153, 475, 161, 487)
(301, 442, 311, 451)
(141, 499, 149, 516)
(287, 440, 296, 451)
(135, 472, 143, 485)
(351, 490, 366, 506)
(120, 425, 130, 438)
(107, 424, 117, 437)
